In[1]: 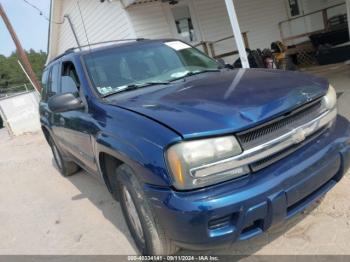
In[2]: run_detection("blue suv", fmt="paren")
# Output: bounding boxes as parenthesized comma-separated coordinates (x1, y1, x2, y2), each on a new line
(40, 39, 350, 255)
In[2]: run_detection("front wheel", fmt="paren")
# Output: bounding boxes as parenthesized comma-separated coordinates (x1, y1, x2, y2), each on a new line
(49, 137, 80, 177)
(116, 164, 178, 255)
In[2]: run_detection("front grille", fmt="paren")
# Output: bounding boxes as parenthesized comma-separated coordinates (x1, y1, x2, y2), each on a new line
(237, 99, 324, 150)
(250, 126, 328, 172)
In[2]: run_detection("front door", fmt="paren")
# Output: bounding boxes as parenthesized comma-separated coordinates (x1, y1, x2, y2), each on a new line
(56, 60, 99, 174)
(164, 0, 202, 44)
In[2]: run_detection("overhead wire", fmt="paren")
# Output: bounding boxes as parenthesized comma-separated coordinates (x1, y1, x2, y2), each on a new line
(21, 0, 65, 24)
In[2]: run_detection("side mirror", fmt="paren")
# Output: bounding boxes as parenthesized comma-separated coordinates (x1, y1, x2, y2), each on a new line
(48, 93, 84, 113)
(216, 58, 226, 66)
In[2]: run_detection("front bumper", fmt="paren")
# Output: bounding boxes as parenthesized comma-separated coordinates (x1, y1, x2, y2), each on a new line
(144, 116, 350, 250)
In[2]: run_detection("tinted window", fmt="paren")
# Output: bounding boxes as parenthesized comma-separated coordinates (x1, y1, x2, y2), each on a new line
(41, 69, 49, 101)
(49, 63, 60, 96)
(61, 61, 80, 94)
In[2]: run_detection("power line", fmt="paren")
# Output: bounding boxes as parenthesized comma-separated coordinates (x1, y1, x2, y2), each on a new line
(21, 0, 65, 25)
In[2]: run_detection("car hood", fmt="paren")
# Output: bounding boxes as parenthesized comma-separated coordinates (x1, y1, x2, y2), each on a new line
(108, 69, 328, 139)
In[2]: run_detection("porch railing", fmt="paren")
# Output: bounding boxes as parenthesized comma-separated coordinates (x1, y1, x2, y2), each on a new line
(279, 2, 347, 44)
(194, 32, 249, 59)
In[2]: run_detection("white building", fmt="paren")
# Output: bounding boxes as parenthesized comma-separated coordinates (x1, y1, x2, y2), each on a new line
(47, 0, 349, 63)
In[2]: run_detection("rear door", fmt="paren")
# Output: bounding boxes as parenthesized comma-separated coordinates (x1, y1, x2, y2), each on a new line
(39, 62, 62, 139)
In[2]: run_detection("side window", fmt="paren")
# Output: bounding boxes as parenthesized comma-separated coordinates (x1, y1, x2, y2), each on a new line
(171, 5, 197, 42)
(41, 69, 49, 101)
(61, 61, 80, 94)
(48, 63, 60, 97)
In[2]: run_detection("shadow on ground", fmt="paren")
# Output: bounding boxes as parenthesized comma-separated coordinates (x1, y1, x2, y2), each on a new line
(51, 159, 138, 253)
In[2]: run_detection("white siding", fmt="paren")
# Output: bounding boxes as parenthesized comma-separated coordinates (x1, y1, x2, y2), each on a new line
(127, 2, 173, 39)
(234, 0, 288, 48)
(48, 0, 63, 62)
(48, 0, 340, 63)
(302, 0, 344, 13)
(193, 0, 234, 56)
(48, 0, 135, 61)
(302, 0, 345, 32)
(193, 0, 288, 60)
(280, 0, 346, 44)
(126, 0, 289, 61)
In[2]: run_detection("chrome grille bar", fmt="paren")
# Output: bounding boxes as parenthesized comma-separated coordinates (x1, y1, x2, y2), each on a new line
(190, 108, 337, 178)
(237, 100, 324, 150)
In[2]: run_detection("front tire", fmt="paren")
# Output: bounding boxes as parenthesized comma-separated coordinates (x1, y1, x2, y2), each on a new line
(49, 137, 80, 177)
(116, 164, 178, 255)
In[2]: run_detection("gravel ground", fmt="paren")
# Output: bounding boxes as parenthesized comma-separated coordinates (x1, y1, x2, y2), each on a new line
(0, 63, 350, 255)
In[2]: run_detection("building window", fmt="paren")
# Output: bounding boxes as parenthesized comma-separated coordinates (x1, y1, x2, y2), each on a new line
(288, 0, 301, 17)
(171, 5, 196, 42)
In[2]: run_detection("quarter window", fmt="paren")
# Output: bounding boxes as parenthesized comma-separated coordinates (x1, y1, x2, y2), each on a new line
(48, 63, 60, 97)
(41, 69, 49, 101)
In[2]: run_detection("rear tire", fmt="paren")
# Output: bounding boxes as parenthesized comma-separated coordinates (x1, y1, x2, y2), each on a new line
(49, 136, 80, 177)
(116, 164, 178, 255)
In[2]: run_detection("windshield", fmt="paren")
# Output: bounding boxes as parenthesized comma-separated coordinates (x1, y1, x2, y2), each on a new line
(84, 41, 220, 96)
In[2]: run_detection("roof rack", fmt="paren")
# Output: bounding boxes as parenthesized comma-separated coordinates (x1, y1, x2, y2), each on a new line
(66, 38, 146, 53)
(48, 38, 147, 65)
(49, 49, 76, 63)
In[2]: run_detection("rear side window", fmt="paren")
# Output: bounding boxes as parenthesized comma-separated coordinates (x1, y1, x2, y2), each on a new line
(49, 63, 60, 96)
(41, 69, 49, 101)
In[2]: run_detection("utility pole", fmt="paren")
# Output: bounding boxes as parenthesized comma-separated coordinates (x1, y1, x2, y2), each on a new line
(0, 3, 42, 92)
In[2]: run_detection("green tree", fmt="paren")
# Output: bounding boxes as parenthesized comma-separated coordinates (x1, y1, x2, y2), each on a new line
(0, 49, 47, 89)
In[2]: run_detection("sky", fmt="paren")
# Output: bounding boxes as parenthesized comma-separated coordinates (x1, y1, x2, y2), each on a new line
(0, 0, 50, 56)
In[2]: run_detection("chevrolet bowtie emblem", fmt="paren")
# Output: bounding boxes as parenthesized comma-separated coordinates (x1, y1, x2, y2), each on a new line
(292, 129, 307, 144)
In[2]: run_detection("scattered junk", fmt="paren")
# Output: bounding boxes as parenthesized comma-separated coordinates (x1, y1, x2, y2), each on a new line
(233, 41, 297, 71)
(0, 88, 41, 137)
(310, 14, 350, 65)
(234, 12, 350, 70)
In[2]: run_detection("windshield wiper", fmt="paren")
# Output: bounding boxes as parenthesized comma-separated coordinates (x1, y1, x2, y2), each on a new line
(102, 81, 170, 98)
(136, 81, 171, 87)
(170, 69, 221, 82)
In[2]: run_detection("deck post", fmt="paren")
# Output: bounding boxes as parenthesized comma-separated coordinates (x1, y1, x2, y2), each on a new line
(224, 0, 250, 68)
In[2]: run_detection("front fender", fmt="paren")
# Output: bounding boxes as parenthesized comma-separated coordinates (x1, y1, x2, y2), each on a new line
(95, 131, 174, 187)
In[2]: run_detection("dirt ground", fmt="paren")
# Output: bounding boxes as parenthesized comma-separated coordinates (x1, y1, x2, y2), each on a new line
(0, 63, 350, 255)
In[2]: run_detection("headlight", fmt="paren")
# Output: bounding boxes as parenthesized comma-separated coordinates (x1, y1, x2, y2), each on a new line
(322, 85, 337, 110)
(166, 136, 249, 190)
